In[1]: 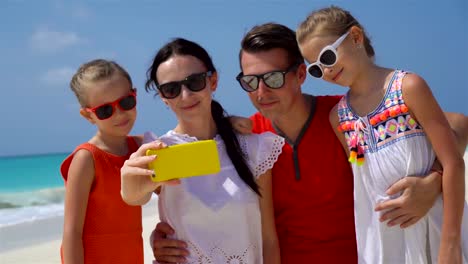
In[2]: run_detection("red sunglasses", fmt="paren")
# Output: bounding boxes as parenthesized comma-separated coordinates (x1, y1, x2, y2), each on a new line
(85, 90, 137, 120)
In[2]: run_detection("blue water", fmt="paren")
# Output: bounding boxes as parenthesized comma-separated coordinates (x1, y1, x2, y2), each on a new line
(0, 153, 69, 227)
(0, 153, 66, 192)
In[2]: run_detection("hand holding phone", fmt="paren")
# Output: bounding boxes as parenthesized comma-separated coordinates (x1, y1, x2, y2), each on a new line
(146, 140, 221, 182)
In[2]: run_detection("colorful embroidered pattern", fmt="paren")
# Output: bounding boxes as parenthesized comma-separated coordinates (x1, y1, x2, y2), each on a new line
(337, 70, 424, 164)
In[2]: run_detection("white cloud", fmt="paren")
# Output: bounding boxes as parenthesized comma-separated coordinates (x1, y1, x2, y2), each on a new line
(30, 28, 81, 53)
(41, 67, 75, 86)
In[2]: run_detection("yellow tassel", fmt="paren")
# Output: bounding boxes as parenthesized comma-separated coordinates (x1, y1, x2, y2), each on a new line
(348, 149, 357, 163)
(356, 157, 365, 166)
(356, 146, 365, 166)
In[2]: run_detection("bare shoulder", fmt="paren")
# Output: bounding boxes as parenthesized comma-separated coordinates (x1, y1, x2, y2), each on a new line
(401, 73, 430, 94)
(68, 149, 95, 181)
(70, 149, 94, 167)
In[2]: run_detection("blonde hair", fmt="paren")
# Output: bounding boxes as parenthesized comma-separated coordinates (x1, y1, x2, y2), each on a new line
(70, 59, 132, 106)
(297, 5, 375, 58)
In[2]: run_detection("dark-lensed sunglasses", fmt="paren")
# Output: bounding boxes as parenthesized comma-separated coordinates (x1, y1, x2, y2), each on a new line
(85, 89, 137, 120)
(236, 64, 300, 92)
(307, 31, 349, 79)
(157, 71, 212, 99)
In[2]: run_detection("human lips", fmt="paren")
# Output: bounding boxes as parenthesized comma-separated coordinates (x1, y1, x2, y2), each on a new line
(115, 119, 130, 127)
(180, 101, 200, 110)
(332, 68, 344, 81)
(258, 100, 278, 108)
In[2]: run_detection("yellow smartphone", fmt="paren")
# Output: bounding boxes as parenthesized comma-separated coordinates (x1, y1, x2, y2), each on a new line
(146, 140, 221, 182)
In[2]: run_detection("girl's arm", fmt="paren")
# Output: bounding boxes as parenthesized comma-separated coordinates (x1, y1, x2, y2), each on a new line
(62, 150, 95, 264)
(329, 104, 350, 156)
(403, 73, 465, 263)
(120, 141, 178, 205)
(257, 169, 281, 264)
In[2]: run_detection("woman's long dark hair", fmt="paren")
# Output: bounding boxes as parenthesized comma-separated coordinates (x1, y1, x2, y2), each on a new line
(145, 38, 260, 195)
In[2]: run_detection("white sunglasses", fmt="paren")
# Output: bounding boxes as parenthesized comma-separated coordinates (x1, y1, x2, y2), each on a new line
(306, 31, 350, 78)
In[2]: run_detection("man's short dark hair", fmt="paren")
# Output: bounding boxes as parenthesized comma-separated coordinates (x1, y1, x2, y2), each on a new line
(239, 23, 304, 69)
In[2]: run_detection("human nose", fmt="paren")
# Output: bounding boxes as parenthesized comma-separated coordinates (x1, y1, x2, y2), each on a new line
(179, 84, 193, 99)
(322, 66, 335, 78)
(323, 66, 334, 74)
(256, 78, 270, 97)
(113, 104, 124, 116)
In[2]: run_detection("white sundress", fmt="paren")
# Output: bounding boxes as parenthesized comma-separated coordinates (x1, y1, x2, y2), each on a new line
(337, 70, 468, 264)
(145, 130, 284, 264)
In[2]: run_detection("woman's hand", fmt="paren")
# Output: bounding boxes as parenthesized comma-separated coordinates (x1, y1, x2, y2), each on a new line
(121, 140, 179, 205)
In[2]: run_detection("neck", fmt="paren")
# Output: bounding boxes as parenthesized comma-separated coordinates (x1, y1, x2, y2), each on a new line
(349, 63, 392, 96)
(174, 116, 217, 140)
(91, 132, 128, 156)
(272, 93, 312, 142)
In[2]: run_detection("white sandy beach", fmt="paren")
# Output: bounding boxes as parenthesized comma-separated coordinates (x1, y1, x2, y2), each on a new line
(1, 154, 468, 264)
(0, 197, 159, 264)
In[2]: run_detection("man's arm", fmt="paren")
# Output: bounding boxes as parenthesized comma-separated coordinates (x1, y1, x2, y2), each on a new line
(445, 112, 468, 155)
(151, 222, 189, 263)
(375, 112, 468, 228)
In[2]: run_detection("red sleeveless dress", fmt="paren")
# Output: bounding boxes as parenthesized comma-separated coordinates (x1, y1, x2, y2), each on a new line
(60, 137, 143, 264)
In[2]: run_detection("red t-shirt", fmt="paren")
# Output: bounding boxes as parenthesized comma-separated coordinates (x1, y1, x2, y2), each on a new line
(251, 95, 357, 263)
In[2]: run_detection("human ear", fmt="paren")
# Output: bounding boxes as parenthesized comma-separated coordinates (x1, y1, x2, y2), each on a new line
(161, 97, 169, 106)
(296, 63, 307, 84)
(79, 108, 96, 124)
(209, 71, 218, 92)
(350, 26, 364, 46)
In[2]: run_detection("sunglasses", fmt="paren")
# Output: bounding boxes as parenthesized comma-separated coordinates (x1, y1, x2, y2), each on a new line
(157, 71, 212, 99)
(236, 64, 299, 92)
(307, 31, 349, 79)
(85, 90, 137, 120)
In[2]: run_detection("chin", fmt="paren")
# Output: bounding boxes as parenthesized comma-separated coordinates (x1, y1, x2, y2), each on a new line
(258, 109, 276, 120)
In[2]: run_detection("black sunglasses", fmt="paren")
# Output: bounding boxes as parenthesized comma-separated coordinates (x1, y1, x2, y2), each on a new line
(157, 71, 212, 99)
(85, 89, 137, 120)
(236, 64, 300, 92)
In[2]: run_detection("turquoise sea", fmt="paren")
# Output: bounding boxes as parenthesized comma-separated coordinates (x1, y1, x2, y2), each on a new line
(0, 153, 69, 227)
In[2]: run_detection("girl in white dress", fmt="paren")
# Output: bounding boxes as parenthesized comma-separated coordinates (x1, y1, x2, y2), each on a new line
(296, 5, 467, 264)
(120, 38, 283, 264)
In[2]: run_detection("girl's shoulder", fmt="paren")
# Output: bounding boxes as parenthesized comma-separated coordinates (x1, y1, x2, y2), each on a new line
(400, 72, 429, 92)
(60, 145, 95, 181)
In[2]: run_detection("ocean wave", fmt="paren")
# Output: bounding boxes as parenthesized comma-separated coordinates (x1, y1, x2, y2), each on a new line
(0, 187, 66, 227)
(0, 187, 65, 208)
(0, 203, 64, 227)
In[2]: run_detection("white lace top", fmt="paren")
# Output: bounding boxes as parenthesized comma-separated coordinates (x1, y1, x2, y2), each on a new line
(145, 130, 284, 264)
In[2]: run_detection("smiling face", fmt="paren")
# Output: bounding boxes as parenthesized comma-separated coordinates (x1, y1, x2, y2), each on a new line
(300, 31, 361, 87)
(80, 74, 136, 137)
(156, 55, 217, 124)
(240, 48, 306, 121)
(297, 7, 375, 88)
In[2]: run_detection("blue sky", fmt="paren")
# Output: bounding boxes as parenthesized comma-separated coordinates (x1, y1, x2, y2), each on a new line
(0, 0, 466, 157)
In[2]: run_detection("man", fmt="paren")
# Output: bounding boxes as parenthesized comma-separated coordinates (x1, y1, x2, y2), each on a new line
(151, 23, 466, 263)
